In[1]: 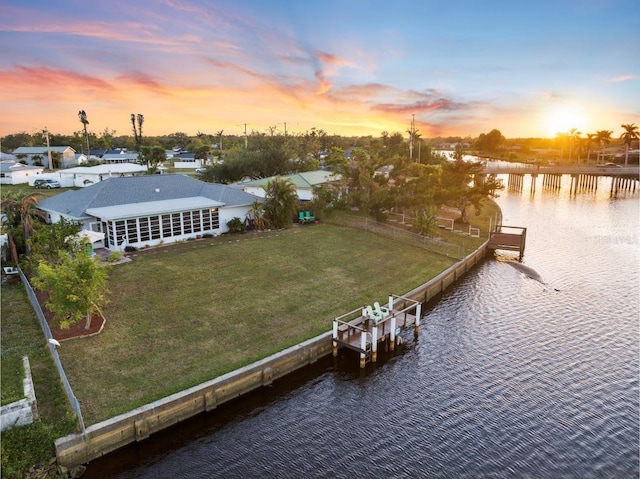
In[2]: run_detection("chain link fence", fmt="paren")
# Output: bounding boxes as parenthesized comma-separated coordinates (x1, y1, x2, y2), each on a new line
(326, 215, 464, 259)
(18, 268, 86, 436)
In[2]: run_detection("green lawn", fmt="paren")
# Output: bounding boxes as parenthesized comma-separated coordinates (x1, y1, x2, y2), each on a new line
(56, 223, 461, 424)
(0, 197, 498, 477)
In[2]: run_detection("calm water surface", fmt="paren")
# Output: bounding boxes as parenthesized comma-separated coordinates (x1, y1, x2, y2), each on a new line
(87, 174, 639, 478)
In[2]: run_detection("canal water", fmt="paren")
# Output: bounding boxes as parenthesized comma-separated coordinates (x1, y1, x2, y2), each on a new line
(86, 173, 639, 478)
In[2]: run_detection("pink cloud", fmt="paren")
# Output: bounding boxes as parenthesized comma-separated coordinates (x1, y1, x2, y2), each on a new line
(1, 65, 115, 97)
(609, 75, 637, 83)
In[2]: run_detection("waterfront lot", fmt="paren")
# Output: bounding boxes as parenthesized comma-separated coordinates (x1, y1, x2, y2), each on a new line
(1, 202, 496, 476)
(58, 223, 466, 424)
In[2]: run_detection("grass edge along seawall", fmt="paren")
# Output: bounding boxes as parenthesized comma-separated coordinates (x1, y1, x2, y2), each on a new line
(54, 208, 497, 468)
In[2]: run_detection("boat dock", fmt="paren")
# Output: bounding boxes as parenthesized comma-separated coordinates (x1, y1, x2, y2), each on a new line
(488, 225, 527, 260)
(332, 294, 421, 368)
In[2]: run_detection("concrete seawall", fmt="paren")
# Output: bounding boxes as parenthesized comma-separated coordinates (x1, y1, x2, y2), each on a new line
(0, 356, 39, 432)
(55, 241, 490, 467)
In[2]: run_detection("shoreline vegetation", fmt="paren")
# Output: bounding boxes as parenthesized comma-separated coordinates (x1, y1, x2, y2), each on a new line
(1, 201, 499, 478)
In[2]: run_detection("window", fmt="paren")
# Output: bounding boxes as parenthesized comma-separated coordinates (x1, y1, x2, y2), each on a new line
(192, 210, 202, 232)
(150, 215, 161, 240)
(172, 213, 182, 235)
(127, 219, 137, 243)
(115, 220, 126, 246)
(161, 214, 171, 238)
(139, 217, 150, 241)
(183, 211, 193, 234)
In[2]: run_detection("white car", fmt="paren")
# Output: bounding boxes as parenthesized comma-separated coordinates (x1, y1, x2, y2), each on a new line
(34, 179, 62, 189)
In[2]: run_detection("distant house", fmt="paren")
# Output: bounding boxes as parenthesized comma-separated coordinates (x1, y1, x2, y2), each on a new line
(12, 146, 76, 168)
(0, 161, 45, 185)
(102, 151, 140, 164)
(235, 170, 340, 201)
(374, 165, 394, 179)
(37, 175, 262, 251)
(172, 151, 203, 169)
(58, 163, 148, 188)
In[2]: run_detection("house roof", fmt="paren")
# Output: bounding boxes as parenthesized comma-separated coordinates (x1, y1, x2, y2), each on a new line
(13, 146, 74, 154)
(37, 174, 261, 220)
(0, 161, 44, 173)
(237, 170, 340, 189)
(87, 197, 224, 220)
(102, 153, 140, 161)
(59, 164, 147, 175)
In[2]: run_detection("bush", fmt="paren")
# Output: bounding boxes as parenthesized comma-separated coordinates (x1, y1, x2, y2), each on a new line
(124, 245, 138, 252)
(226, 217, 245, 234)
(107, 251, 123, 263)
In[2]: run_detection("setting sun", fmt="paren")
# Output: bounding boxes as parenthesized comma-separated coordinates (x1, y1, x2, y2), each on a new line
(543, 103, 589, 137)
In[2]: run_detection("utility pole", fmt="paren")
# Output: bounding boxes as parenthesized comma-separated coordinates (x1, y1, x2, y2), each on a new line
(44, 127, 52, 169)
(409, 114, 415, 161)
(244, 123, 248, 149)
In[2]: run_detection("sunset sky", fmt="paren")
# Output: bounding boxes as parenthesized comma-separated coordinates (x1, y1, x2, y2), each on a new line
(1, 0, 639, 140)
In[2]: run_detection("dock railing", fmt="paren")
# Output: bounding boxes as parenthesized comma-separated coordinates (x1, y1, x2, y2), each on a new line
(332, 295, 422, 367)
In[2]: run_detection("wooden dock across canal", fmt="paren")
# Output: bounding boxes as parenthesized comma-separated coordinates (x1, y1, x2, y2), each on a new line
(488, 225, 527, 260)
(332, 294, 421, 368)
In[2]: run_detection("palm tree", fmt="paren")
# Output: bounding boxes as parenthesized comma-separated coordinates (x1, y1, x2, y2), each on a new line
(78, 110, 90, 155)
(585, 133, 597, 164)
(263, 177, 299, 229)
(216, 130, 224, 158)
(595, 130, 613, 164)
(620, 123, 639, 166)
(246, 199, 268, 231)
(131, 113, 144, 151)
(568, 128, 581, 163)
(1, 191, 47, 256)
(137, 114, 144, 147)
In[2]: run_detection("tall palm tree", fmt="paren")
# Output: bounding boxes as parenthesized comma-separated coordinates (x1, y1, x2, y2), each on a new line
(595, 130, 613, 164)
(137, 114, 144, 147)
(131, 113, 144, 151)
(78, 110, 90, 155)
(585, 133, 597, 164)
(216, 130, 224, 159)
(1, 191, 47, 256)
(567, 128, 581, 163)
(620, 123, 639, 166)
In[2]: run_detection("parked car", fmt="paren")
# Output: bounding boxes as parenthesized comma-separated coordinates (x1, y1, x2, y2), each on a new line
(602, 162, 621, 168)
(195, 167, 207, 174)
(34, 178, 62, 189)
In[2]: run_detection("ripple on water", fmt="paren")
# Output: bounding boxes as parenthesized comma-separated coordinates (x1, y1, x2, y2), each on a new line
(92, 187, 639, 479)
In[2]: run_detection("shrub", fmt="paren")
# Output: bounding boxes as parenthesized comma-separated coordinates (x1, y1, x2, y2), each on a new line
(124, 245, 138, 252)
(226, 217, 245, 234)
(107, 251, 123, 263)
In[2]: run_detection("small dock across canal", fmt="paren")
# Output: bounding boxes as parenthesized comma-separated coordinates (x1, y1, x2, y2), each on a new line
(488, 225, 527, 260)
(332, 294, 421, 368)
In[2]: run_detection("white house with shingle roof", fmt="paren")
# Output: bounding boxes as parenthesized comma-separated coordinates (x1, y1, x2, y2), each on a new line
(57, 163, 148, 187)
(235, 169, 340, 200)
(37, 175, 262, 251)
(0, 161, 45, 185)
(12, 146, 76, 168)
